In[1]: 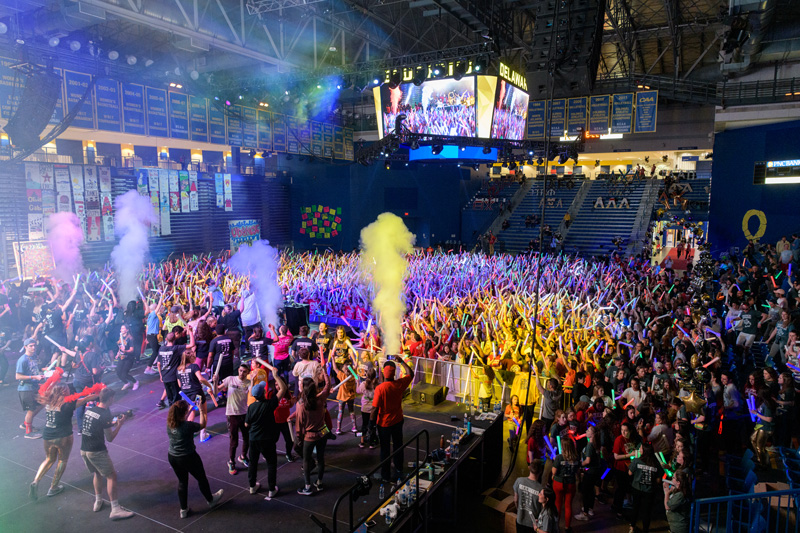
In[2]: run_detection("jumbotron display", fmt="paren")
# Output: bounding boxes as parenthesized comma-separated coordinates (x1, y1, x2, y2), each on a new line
(491, 80, 529, 140)
(377, 77, 477, 138)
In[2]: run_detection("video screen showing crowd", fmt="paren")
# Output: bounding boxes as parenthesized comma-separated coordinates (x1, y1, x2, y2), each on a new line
(380, 77, 476, 137)
(1, 233, 797, 529)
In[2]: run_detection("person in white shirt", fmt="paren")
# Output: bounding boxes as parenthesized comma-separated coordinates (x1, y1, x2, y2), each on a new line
(218, 364, 251, 475)
(619, 377, 647, 410)
(239, 283, 261, 355)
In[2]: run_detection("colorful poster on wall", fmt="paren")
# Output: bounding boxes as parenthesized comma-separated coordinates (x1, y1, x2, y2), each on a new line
(189, 170, 199, 211)
(527, 101, 546, 139)
(146, 167, 159, 236)
(159, 169, 171, 235)
(13, 240, 55, 279)
(634, 90, 658, 133)
(215, 173, 224, 208)
(84, 165, 101, 242)
(223, 173, 232, 211)
(611, 93, 634, 134)
(168, 170, 180, 213)
(311, 122, 323, 157)
(135, 168, 149, 196)
(588, 95, 610, 135)
(99, 166, 114, 241)
(179, 170, 190, 213)
(73, 191, 86, 236)
(300, 205, 341, 239)
(228, 219, 261, 253)
(86, 215, 102, 242)
(69, 165, 84, 193)
(55, 165, 72, 213)
(98, 166, 112, 192)
(322, 124, 333, 158)
(95, 78, 121, 132)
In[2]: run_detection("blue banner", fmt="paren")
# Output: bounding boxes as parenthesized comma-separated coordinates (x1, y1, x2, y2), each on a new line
(0, 56, 22, 120)
(611, 93, 634, 134)
(95, 78, 121, 132)
(286, 116, 299, 153)
(64, 70, 95, 129)
(226, 105, 243, 146)
(634, 90, 658, 133)
(208, 104, 226, 144)
(322, 123, 333, 158)
(588, 95, 610, 135)
(334, 125, 344, 159)
(242, 106, 258, 147)
(527, 101, 546, 139)
(50, 68, 65, 125)
(189, 95, 208, 143)
(272, 113, 286, 152)
(567, 97, 587, 136)
(121, 83, 146, 135)
(311, 121, 323, 156)
(257, 109, 272, 150)
(169, 91, 189, 139)
(549, 99, 566, 137)
(145, 87, 168, 137)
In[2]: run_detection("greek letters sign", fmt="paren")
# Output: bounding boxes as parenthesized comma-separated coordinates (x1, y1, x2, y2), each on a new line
(229, 219, 261, 253)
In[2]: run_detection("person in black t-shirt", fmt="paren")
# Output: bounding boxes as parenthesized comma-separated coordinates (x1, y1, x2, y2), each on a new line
(30, 383, 98, 500)
(247, 325, 273, 364)
(80, 387, 134, 520)
(157, 330, 193, 408)
(209, 324, 234, 385)
(176, 347, 215, 443)
(245, 363, 287, 500)
(167, 398, 224, 518)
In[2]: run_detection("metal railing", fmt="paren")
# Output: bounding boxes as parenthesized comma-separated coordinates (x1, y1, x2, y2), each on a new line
(691, 488, 800, 533)
(329, 429, 430, 533)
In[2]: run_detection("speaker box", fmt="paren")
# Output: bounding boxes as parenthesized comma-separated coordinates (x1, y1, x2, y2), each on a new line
(411, 383, 447, 406)
(4, 70, 62, 150)
(284, 304, 309, 336)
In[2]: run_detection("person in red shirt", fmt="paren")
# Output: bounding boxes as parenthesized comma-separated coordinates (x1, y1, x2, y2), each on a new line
(371, 357, 414, 482)
(612, 422, 637, 518)
(273, 388, 297, 463)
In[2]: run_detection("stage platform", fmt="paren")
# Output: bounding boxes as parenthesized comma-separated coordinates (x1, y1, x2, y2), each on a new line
(0, 362, 499, 533)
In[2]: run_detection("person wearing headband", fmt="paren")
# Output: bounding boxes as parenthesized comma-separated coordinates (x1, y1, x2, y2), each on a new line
(371, 357, 414, 483)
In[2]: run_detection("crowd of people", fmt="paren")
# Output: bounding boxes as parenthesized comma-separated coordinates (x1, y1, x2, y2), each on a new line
(1, 239, 797, 530)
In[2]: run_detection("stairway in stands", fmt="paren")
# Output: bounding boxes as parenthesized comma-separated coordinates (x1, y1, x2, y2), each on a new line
(562, 179, 649, 256)
(501, 178, 585, 253)
(654, 177, 712, 221)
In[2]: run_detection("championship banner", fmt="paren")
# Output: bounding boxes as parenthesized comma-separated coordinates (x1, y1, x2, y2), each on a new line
(228, 219, 261, 253)
(588, 95, 610, 135)
(634, 90, 658, 133)
(611, 93, 634, 134)
(13, 240, 55, 279)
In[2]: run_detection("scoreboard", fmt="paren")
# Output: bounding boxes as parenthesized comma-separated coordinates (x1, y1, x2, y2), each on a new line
(754, 159, 800, 184)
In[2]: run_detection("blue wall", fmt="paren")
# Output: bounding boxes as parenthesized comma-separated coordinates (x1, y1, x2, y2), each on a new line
(285, 156, 481, 250)
(709, 120, 800, 252)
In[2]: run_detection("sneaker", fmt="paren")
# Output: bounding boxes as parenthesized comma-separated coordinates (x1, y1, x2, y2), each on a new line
(121, 383, 131, 391)
(285, 454, 295, 463)
(588, 509, 595, 517)
(110, 507, 134, 520)
(313, 480, 323, 492)
(369, 443, 378, 449)
(180, 509, 190, 519)
(336, 429, 344, 435)
(25, 432, 42, 440)
(200, 430, 211, 442)
(227, 461, 237, 475)
(208, 489, 223, 508)
(156, 400, 166, 409)
(132, 381, 139, 391)
(237, 455, 250, 468)
(29, 482, 37, 501)
(47, 484, 64, 497)
(359, 442, 366, 448)
(297, 486, 314, 496)
(264, 486, 278, 501)
(351, 426, 358, 434)
(93, 499, 104, 512)
(574, 512, 589, 521)
(249, 482, 261, 495)
(144, 367, 157, 375)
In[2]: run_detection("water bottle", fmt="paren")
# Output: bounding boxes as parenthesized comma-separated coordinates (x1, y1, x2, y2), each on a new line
(385, 511, 392, 526)
(494, 401, 501, 415)
(453, 439, 460, 460)
(379, 484, 385, 500)
(463, 412, 469, 430)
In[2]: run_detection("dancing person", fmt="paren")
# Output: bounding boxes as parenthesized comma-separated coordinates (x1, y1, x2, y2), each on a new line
(17, 338, 45, 438)
(333, 358, 358, 435)
(296, 370, 332, 495)
(157, 331, 192, 408)
(551, 436, 579, 532)
(208, 324, 234, 389)
(574, 425, 599, 521)
(513, 459, 544, 533)
(372, 357, 414, 483)
(275, 385, 297, 462)
(142, 292, 165, 375)
(30, 383, 97, 500)
(219, 364, 252, 475)
(115, 324, 138, 391)
(268, 324, 294, 387)
(176, 341, 215, 443)
(245, 362, 287, 501)
(79, 387, 134, 520)
(166, 398, 223, 518)
(357, 368, 378, 448)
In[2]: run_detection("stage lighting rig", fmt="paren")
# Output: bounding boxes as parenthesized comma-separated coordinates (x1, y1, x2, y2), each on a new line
(431, 144, 444, 155)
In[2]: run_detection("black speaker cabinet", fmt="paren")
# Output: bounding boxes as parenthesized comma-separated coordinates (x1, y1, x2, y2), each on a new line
(411, 383, 447, 406)
(4, 70, 62, 150)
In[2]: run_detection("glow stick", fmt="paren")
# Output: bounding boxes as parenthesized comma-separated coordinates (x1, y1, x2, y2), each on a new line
(601, 468, 611, 480)
(44, 335, 76, 356)
(702, 357, 720, 368)
(179, 391, 200, 411)
(331, 374, 353, 392)
(718, 413, 724, 435)
(787, 362, 800, 373)
(544, 437, 557, 459)
(137, 287, 145, 301)
(348, 366, 360, 380)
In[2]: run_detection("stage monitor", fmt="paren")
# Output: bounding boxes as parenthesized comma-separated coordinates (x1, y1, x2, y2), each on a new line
(754, 159, 800, 184)
(374, 76, 476, 138)
(490, 79, 529, 141)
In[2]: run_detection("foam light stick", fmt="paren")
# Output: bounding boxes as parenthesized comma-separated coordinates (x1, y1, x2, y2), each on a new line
(556, 435, 563, 455)
(601, 467, 611, 480)
(787, 362, 800, 373)
(331, 374, 353, 392)
(702, 357, 720, 368)
(718, 414, 724, 435)
(746, 397, 757, 422)
(44, 335, 76, 357)
(543, 437, 557, 460)
(179, 390, 200, 411)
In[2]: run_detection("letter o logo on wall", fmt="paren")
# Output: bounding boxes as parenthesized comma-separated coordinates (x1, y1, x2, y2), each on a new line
(742, 209, 767, 240)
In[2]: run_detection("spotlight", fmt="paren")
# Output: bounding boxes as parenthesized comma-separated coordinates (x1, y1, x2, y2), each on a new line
(409, 138, 420, 150)
(316, 84, 322, 89)
(48, 36, 60, 47)
(474, 57, 487, 73)
(69, 40, 81, 51)
(190, 69, 199, 80)
(225, 100, 231, 106)
(412, 68, 426, 86)
(285, 90, 289, 95)
(385, 160, 391, 170)
(460, 146, 466, 152)
(0, 22, 7, 35)
(261, 150, 269, 158)
(336, 84, 342, 89)
(144, 59, 154, 67)
(528, 150, 534, 156)
(127, 55, 138, 65)
(473, 164, 480, 171)
(431, 144, 443, 155)
(482, 145, 492, 155)
(508, 161, 517, 170)
(453, 61, 467, 81)
(372, 74, 382, 86)
(388, 70, 401, 89)
(431, 62, 447, 78)
(249, 149, 256, 157)
(537, 157, 544, 165)
(108, 50, 119, 60)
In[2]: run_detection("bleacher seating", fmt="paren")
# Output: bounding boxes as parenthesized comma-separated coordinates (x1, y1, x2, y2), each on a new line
(463, 179, 521, 211)
(562, 179, 649, 256)
(500, 178, 584, 253)
(654, 177, 712, 220)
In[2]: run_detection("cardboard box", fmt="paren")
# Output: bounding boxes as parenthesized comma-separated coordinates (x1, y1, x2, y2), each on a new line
(482, 488, 518, 533)
(754, 482, 795, 530)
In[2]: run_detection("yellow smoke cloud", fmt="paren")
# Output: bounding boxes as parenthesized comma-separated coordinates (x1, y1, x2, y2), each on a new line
(359, 213, 415, 355)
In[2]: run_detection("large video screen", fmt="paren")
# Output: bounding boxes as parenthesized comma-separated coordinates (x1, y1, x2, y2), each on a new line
(377, 77, 476, 138)
(490, 80, 529, 140)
